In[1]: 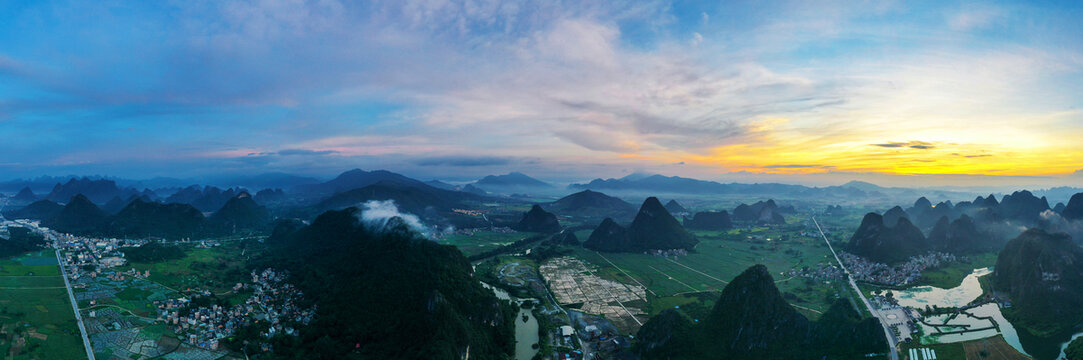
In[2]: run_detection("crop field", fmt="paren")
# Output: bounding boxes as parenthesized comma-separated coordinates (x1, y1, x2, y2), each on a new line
(122, 244, 251, 294)
(0, 251, 87, 360)
(570, 226, 845, 320)
(443, 230, 527, 257)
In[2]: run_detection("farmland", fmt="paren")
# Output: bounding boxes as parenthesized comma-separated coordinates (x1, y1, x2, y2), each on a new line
(0, 250, 87, 360)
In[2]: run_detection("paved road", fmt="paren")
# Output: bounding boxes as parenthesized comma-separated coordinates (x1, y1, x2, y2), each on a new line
(55, 244, 96, 360)
(812, 216, 899, 360)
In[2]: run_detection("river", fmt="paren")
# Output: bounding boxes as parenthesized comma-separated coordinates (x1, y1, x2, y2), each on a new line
(482, 282, 540, 360)
(894, 267, 1082, 360)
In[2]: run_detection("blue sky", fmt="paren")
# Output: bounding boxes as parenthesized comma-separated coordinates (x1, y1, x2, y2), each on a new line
(1, 0, 1082, 187)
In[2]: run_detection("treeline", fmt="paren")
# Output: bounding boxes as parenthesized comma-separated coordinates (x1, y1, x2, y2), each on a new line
(0, 227, 47, 258)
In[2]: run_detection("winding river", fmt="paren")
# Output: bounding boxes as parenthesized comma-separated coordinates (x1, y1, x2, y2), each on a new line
(894, 267, 1082, 360)
(482, 283, 540, 360)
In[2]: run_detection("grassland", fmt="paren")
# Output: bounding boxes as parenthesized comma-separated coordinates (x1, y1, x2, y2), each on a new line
(0, 250, 87, 360)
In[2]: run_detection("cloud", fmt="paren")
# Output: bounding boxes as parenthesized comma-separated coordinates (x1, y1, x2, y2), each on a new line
(948, 5, 1004, 31)
(358, 200, 431, 238)
(763, 164, 834, 169)
(412, 156, 518, 167)
(871, 141, 936, 150)
(276, 148, 339, 156)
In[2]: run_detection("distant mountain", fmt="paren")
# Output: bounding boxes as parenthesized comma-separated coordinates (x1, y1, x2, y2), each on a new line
(995, 228, 1083, 335)
(1062, 193, 1083, 221)
(882, 206, 909, 227)
(731, 200, 785, 225)
(460, 184, 489, 196)
(165, 185, 245, 212)
(300, 169, 425, 196)
(101, 196, 129, 214)
(44, 195, 110, 234)
(45, 177, 138, 204)
(423, 180, 458, 191)
(257, 207, 516, 358)
(1054, 202, 1066, 214)
(663, 200, 688, 214)
(584, 197, 698, 252)
(512, 205, 560, 233)
(847, 213, 928, 263)
(2, 200, 63, 221)
(840, 180, 884, 192)
(545, 190, 636, 219)
(997, 190, 1050, 224)
(570, 174, 731, 194)
(582, 218, 631, 252)
(636, 264, 886, 359)
(10, 187, 37, 204)
(474, 172, 551, 189)
(313, 181, 481, 215)
(106, 200, 207, 239)
(209, 192, 272, 232)
(927, 214, 988, 254)
(209, 172, 320, 190)
(253, 188, 287, 204)
(683, 211, 732, 231)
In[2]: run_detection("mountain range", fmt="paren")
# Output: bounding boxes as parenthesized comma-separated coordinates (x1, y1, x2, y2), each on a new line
(583, 197, 698, 252)
(995, 228, 1083, 336)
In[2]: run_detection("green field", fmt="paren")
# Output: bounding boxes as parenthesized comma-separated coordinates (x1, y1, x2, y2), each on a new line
(122, 243, 253, 294)
(443, 230, 530, 257)
(0, 251, 87, 360)
(570, 225, 844, 320)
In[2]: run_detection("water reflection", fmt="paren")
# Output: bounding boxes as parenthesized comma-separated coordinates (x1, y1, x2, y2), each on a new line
(482, 282, 540, 360)
(894, 267, 1082, 360)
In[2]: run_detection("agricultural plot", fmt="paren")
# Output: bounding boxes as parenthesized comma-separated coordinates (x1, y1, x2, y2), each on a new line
(121, 244, 251, 294)
(0, 251, 87, 360)
(540, 257, 647, 334)
(571, 228, 843, 319)
(443, 230, 527, 256)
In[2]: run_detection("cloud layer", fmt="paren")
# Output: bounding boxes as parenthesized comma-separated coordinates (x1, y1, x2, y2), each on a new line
(0, 0, 1082, 185)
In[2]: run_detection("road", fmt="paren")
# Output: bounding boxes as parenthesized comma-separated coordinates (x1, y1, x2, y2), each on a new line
(812, 215, 899, 360)
(54, 239, 97, 360)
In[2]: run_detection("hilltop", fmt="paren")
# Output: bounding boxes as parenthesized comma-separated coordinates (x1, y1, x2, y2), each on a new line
(583, 197, 697, 252)
(253, 207, 517, 358)
(636, 264, 886, 359)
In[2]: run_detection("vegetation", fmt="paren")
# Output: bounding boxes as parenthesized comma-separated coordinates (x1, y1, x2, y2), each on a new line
(0, 251, 86, 360)
(0, 226, 48, 258)
(120, 241, 186, 263)
(234, 208, 517, 359)
(635, 265, 886, 359)
(915, 252, 998, 289)
(1066, 337, 1083, 360)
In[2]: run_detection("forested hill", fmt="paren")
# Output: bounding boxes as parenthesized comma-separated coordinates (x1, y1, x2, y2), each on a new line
(253, 208, 516, 359)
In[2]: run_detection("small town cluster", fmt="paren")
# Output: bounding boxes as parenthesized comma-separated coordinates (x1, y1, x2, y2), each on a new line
(158, 268, 316, 352)
(840, 251, 957, 286)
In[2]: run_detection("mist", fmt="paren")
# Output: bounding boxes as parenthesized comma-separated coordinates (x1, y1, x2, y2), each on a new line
(357, 200, 433, 239)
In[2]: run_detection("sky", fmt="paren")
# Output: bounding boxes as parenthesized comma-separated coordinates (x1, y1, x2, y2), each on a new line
(1, 0, 1083, 187)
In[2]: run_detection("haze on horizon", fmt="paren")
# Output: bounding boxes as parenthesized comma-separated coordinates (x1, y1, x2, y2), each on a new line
(1, 0, 1082, 188)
